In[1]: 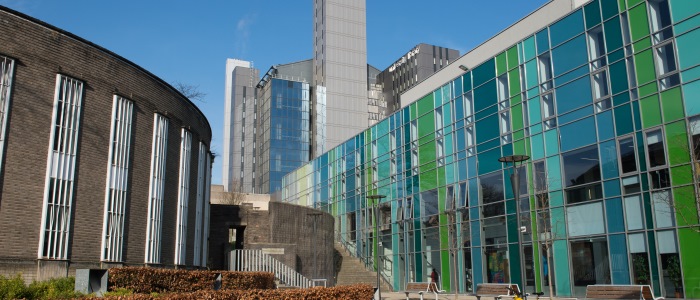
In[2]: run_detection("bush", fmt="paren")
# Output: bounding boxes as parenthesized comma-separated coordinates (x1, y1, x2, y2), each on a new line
(0, 275, 84, 299)
(108, 267, 275, 293)
(0, 274, 31, 299)
(100, 284, 375, 300)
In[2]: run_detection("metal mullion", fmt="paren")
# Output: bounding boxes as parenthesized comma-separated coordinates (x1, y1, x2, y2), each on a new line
(102, 96, 119, 261)
(61, 81, 82, 259)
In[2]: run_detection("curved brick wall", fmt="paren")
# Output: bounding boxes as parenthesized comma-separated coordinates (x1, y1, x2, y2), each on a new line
(0, 6, 212, 281)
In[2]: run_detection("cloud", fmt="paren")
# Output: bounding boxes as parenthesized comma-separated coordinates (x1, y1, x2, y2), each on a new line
(234, 14, 256, 58)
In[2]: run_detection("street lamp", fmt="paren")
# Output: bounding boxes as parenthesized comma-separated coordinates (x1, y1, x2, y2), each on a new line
(367, 194, 386, 300)
(498, 154, 530, 293)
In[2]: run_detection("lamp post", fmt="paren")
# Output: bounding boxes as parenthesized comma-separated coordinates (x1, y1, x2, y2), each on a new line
(498, 154, 530, 293)
(308, 212, 323, 283)
(367, 194, 386, 300)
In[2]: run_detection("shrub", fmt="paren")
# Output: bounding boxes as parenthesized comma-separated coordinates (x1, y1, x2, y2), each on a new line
(100, 284, 374, 299)
(0, 275, 83, 300)
(0, 274, 31, 299)
(108, 267, 275, 293)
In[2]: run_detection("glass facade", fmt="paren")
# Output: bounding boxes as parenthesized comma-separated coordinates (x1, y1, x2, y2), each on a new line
(282, 0, 700, 298)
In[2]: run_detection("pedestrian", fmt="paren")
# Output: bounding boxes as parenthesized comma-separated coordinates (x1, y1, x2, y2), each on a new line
(430, 269, 439, 292)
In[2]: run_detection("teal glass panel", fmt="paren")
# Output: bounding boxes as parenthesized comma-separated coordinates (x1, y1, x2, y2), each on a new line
(546, 155, 563, 191)
(631, 101, 642, 131)
(597, 110, 615, 141)
(608, 48, 624, 64)
(476, 114, 499, 145)
(536, 28, 550, 54)
(474, 79, 497, 112)
(555, 76, 593, 115)
(531, 123, 543, 135)
(525, 60, 539, 89)
(585, 0, 602, 29)
(608, 234, 631, 284)
(507, 214, 518, 243)
(609, 60, 629, 95)
(523, 36, 537, 61)
(459, 159, 467, 182)
(683, 80, 700, 116)
(443, 103, 453, 128)
(446, 162, 455, 184)
(614, 104, 634, 136)
(559, 105, 593, 125)
(475, 105, 498, 122)
(463, 73, 473, 91)
(647, 232, 661, 294)
(455, 96, 465, 121)
(599, 140, 620, 179)
(601, 0, 619, 20)
(670, 0, 700, 24)
(544, 129, 559, 156)
(445, 133, 454, 156)
(472, 246, 483, 285)
(604, 16, 623, 52)
(604, 179, 621, 197)
(681, 65, 700, 83)
(606, 198, 625, 233)
(550, 190, 564, 207)
(478, 148, 502, 175)
(613, 91, 630, 106)
(471, 221, 481, 247)
(508, 243, 522, 286)
(552, 35, 588, 77)
(435, 89, 444, 107)
(560, 117, 597, 152)
(527, 86, 540, 99)
(443, 84, 452, 104)
(553, 239, 573, 296)
(477, 136, 500, 153)
(554, 65, 589, 87)
(674, 13, 700, 35)
(531, 133, 545, 160)
(676, 28, 700, 70)
(529, 97, 542, 124)
(469, 178, 479, 207)
(473, 59, 496, 88)
(550, 10, 585, 47)
(468, 156, 477, 178)
(454, 77, 463, 97)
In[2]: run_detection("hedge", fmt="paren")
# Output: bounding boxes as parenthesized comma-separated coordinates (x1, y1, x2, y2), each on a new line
(101, 284, 374, 300)
(108, 267, 275, 293)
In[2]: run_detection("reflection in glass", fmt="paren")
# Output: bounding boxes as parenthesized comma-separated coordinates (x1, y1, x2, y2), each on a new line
(563, 145, 601, 187)
(571, 239, 611, 296)
(618, 137, 637, 173)
(485, 246, 509, 283)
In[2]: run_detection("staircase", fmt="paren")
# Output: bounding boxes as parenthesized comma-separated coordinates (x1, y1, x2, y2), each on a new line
(334, 243, 392, 292)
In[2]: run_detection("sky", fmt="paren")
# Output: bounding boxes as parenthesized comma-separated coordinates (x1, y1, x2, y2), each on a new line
(0, 0, 548, 185)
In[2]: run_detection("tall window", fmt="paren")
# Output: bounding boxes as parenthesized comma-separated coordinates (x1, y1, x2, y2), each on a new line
(193, 142, 207, 267)
(39, 75, 84, 259)
(174, 129, 192, 265)
(145, 114, 169, 264)
(101, 95, 134, 262)
(0, 57, 15, 173)
(201, 152, 212, 266)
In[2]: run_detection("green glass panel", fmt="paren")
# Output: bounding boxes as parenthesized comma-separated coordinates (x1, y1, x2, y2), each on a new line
(671, 164, 693, 186)
(681, 65, 700, 83)
(670, 0, 700, 24)
(632, 37, 651, 53)
(585, 0, 602, 29)
(665, 120, 691, 165)
(601, 0, 619, 20)
(634, 49, 656, 85)
(419, 141, 436, 166)
(417, 94, 434, 116)
(513, 139, 526, 155)
(418, 112, 435, 138)
(614, 104, 634, 136)
(497, 52, 507, 76)
(604, 16, 624, 52)
(628, 0, 643, 6)
(511, 94, 522, 106)
(676, 27, 700, 70)
(523, 36, 537, 62)
(509, 69, 521, 97)
(513, 129, 524, 141)
(544, 129, 559, 157)
(660, 87, 684, 121)
(525, 60, 539, 89)
(639, 82, 658, 98)
(683, 80, 700, 116)
(674, 13, 700, 35)
(507, 46, 519, 70)
(618, 0, 626, 12)
(420, 168, 438, 192)
(640, 94, 662, 128)
(680, 227, 700, 299)
(474, 58, 496, 87)
(438, 166, 446, 187)
(674, 186, 699, 226)
(512, 104, 524, 131)
(629, 3, 650, 41)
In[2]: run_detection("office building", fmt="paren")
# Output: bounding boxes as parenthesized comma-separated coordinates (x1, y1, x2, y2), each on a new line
(282, 0, 700, 298)
(0, 6, 213, 281)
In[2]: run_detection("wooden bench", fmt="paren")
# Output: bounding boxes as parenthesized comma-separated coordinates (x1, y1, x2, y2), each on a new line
(475, 283, 520, 300)
(401, 282, 444, 300)
(586, 285, 664, 300)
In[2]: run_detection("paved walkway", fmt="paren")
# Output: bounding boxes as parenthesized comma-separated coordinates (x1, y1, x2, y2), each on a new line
(378, 291, 478, 300)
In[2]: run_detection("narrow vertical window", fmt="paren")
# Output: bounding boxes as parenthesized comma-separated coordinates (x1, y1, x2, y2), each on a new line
(145, 114, 169, 264)
(101, 95, 134, 262)
(193, 142, 207, 266)
(201, 152, 211, 266)
(39, 74, 84, 259)
(0, 56, 15, 173)
(588, 26, 606, 70)
(541, 93, 557, 129)
(646, 129, 667, 168)
(174, 129, 192, 265)
(618, 137, 638, 174)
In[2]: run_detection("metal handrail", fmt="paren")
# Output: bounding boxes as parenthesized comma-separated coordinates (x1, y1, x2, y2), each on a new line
(230, 249, 312, 288)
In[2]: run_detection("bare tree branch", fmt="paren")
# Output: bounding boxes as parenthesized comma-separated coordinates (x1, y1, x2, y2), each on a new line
(173, 81, 207, 103)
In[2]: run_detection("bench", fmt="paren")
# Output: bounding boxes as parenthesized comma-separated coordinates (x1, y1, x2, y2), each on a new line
(586, 285, 664, 300)
(475, 283, 520, 300)
(401, 282, 444, 300)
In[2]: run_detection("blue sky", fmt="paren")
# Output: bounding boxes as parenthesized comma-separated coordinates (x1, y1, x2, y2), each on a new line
(1, 0, 547, 185)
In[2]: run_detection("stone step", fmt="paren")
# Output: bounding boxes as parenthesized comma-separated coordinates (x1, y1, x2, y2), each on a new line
(334, 243, 392, 292)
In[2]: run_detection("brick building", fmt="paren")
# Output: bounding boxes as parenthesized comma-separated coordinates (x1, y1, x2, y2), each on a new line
(0, 6, 212, 281)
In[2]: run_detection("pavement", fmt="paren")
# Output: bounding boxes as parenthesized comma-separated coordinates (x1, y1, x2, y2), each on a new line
(378, 291, 479, 300)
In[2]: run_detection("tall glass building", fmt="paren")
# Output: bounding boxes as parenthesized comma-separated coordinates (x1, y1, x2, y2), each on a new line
(282, 0, 700, 298)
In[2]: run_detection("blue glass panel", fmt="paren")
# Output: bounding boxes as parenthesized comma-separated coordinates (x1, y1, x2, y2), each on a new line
(555, 76, 593, 114)
(454, 77, 463, 97)
(473, 59, 496, 88)
(606, 198, 625, 233)
(597, 110, 615, 141)
(468, 156, 477, 178)
(478, 148, 502, 175)
(608, 234, 631, 284)
(558, 105, 593, 125)
(531, 133, 545, 160)
(536, 28, 550, 54)
(471, 221, 481, 247)
(472, 246, 484, 285)
(476, 114, 499, 144)
(550, 10, 585, 47)
(559, 117, 597, 152)
(463, 73, 473, 91)
(599, 140, 619, 179)
(609, 60, 629, 95)
(459, 159, 468, 182)
(544, 129, 559, 157)
(455, 96, 465, 121)
(469, 178, 479, 207)
(554, 65, 590, 87)
(604, 179, 621, 198)
(552, 35, 588, 77)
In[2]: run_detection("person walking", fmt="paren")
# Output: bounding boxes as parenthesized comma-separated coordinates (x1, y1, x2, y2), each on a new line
(430, 269, 439, 292)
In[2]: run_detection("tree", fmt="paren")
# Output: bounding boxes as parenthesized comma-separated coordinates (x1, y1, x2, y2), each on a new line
(172, 81, 207, 102)
(220, 179, 247, 206)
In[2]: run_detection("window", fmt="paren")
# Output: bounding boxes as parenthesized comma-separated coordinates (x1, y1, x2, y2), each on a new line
(648, 0, 673, 44)
(538, 53, 553, 91)
(0, 56, 15, 173)
(174, 129, 192, 265)
(646, 129, 667, 168)
(588, 26, 606, 70)
(466, 125, 475, 156)
(464, 91, 474, 124)
(500, 111, 511, 144)
(39, 75, 84, 260)
(690, 116, 700, 161)
(618, 137, 638, 174)
(101, 95, 134, 262)
(480, 171, 504, 218)
(592, 70, 609, 100)
(654, 42, 679, 90)
(542, 93, 557, 129)
(145, 114, 169, 264)
(571, 238, 611, 290)
(622, 176, 641, 194)
(562, 145, 603, 204)
(497, 74, 509, 102)
(201, 152, 211, 266)
(193, 142, 207, 267)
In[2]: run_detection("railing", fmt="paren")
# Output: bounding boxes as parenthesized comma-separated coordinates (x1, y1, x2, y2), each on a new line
(230, 249, 312, 289)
